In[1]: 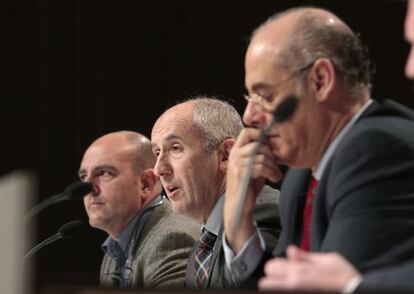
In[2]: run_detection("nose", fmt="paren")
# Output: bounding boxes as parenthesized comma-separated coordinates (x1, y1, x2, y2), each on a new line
(82, 174, 100, 197)
(154, 152, 172, 178)
(243, 100, 268, 129)
(406, 46, 414, 79)
(89, 183, 100, 196)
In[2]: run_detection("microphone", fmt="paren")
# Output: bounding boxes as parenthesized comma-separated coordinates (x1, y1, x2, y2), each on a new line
(24, 181, 93, 220)
(232, 96, 298, 238)
(24, 220, 83, 260)
(271, 95, 298, 124)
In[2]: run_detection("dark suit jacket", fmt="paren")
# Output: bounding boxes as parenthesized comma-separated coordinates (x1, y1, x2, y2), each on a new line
(185, 185, 281, 289)
(358, 258, 414, 291)
(100, 199, 200, 288)
(274, 100, 414, 272)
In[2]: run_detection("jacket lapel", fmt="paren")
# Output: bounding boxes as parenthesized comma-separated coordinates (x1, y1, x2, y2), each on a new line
(184, 241, 198, 288)
(205, 225, 223, 286)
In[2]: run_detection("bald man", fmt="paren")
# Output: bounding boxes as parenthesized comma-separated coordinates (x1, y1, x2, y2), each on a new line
(223, 5, 414, 288)
(79, 131, 199, 288)
(255, 2, 414, 293)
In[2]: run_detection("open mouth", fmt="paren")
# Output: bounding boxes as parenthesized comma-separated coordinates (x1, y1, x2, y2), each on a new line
(168, 186, 178, 193)
(166, 186, 179, 198)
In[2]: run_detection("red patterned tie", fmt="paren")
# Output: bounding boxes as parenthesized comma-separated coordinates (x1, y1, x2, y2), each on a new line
(300, 177, 318, 251)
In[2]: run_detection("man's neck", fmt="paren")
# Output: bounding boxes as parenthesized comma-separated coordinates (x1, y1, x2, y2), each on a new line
(311, 98, 373, 176)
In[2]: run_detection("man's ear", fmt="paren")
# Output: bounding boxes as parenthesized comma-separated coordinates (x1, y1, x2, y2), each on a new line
(308, 58, 336, 103)
(218, 138, 236, 172)
(139, 169, 157, 197)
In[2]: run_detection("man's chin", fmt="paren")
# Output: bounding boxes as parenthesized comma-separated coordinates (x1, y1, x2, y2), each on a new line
(88, 218, 107, 230)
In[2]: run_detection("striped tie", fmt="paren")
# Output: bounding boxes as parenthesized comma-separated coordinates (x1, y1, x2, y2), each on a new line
(194, 229, 217, 288)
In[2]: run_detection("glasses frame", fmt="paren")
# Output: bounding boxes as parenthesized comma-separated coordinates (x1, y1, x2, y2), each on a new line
(244, 61, 315, 112)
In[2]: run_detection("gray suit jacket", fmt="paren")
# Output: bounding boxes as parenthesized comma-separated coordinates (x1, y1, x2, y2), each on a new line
(100, 198, 200, 288)
(185, 185, 281, 289)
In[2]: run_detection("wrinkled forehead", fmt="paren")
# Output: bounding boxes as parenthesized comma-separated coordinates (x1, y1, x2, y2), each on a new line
(80, 142, 134, 169)
(151, 110, 200, 144)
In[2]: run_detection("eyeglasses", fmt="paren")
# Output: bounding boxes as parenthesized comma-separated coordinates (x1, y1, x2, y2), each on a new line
(244, 61, 315, 112)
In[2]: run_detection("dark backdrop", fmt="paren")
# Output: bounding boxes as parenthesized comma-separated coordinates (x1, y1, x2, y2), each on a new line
(1, 0, 411, 291)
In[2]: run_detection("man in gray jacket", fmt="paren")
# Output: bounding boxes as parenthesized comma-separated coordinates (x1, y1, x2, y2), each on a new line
(151, 97, 280, 289)
(79, 131, 199, 288)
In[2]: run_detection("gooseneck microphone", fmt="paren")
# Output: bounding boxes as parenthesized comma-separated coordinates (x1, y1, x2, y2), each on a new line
(24, 181, 93, 220)
(269, 96, 298, 124)
(232, 96, 298, 238)
(24, 220, 83, 260)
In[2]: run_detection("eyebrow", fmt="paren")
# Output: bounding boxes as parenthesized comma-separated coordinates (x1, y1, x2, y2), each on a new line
(153, 134, 185, 148)
(250, 82, 272, 94)
(77, 164, 117, 176)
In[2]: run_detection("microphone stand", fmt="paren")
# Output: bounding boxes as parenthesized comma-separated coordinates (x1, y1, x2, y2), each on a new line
(231, 117, 275, 239)
(24, 233, 62, 260)
(23, 220, 82, 260)
(24, 194, 64, 221)
(231, 96, 298, 239)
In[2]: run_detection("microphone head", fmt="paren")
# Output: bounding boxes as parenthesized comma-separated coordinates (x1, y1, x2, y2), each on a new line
(273, 96, 298, 123)
(64, 181, 93, 200)
(58, 220, 83, 239)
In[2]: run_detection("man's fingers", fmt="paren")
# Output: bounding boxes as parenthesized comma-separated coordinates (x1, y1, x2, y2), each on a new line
(258, 276, 287, 291)
(286, 245, 309, 262)
(251, 161, 282, 182)
(233, 127, 263, 148)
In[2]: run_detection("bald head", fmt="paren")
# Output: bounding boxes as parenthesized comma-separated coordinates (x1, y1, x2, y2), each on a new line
(86, 131, 156, 173)
(80, 131, 161, 237)
(253, 7, 352, 38)
(247, 7, 372, 99)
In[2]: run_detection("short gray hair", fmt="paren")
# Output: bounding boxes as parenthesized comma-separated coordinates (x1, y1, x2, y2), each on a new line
(254, 7, 373, 99)
(189, 97, 243, 152)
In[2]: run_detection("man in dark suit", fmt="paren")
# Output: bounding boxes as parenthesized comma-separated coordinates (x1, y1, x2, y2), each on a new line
(151, 97, 280, 289)
(79, 131, 199, 288)
(223, 5, 414, 290)
(254, 1, 414, 293)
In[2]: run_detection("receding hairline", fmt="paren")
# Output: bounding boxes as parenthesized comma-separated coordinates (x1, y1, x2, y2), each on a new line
(259, 7, 352, 33)
(152, 102, 196, 136)
(85, 131, 155, 171)
(152, 97, 243, 152)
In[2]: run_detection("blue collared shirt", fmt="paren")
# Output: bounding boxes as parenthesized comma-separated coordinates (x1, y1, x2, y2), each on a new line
(101, 194, 164, 285)
(203, 195, 224, 236)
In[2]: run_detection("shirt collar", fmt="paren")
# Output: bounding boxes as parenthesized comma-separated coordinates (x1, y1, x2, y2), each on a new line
(101, 211, 141, 264)
(203, 195, 224, 236)
(314, 99, 373, 180)
(101, 194, 163, 261)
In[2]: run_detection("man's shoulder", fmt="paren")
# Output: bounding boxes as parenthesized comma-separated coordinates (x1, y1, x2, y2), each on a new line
(147, 198, 200, 237)
(134, 198, 199, 262)
(256, 185, 280, 205)
(254, 185, 281, 221)
(336, 100, 414, 155)
(353, 99, 414, 134)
